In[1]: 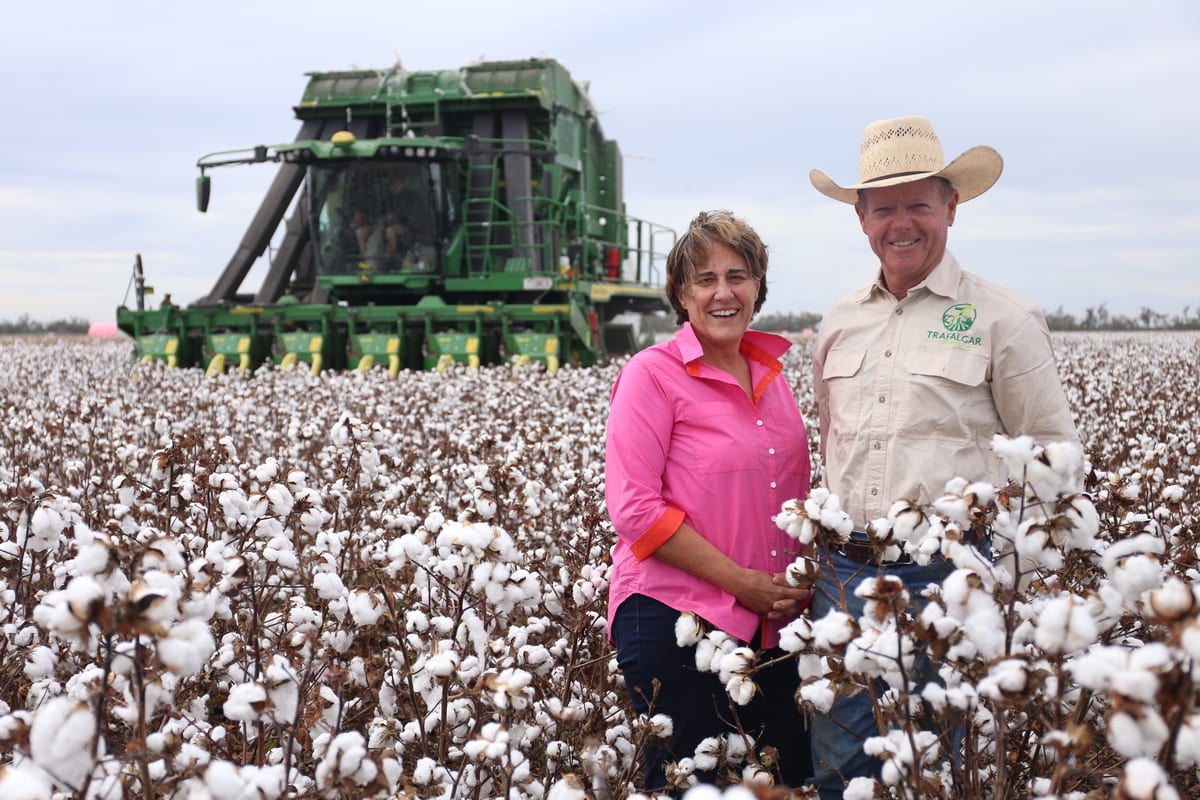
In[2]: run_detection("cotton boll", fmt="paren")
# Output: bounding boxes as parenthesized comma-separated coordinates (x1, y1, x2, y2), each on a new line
(29, 697, 96, 791)
(346, 589, 386, 627)
(992, 434, 1038, 483)
(741, 763, 774, 788)
(223, 682, 268, 723)
(777, 616, 813, 654)
(647, 713, 674, 740)
(792, 654, 822, 683)
(546, 775, 589, 800)
(1173, 713, 1200, 767)
(25, 505, 67, 553)
(72, 538, 117, 578)
(1115, 757, 1180, 800)
(799, 679, 836, 714)
(157, 618, 216, 676)
(23, 647, 57, 681)
(314, 731, 377, 791)
(843, 777, 881, 800)
(311, 571, 347, 602)
(265, 656, 299, 724)
(680, 785, 722, 800)
(885, 500, 926, 543)
(1109, 708, 1169, 759)
(1067, 646, 1128, 692)
(265, 483, 294, 516)
(1035, 595, 1098, 655)
(1107, 554, 1166, 605)
(425, 647, 459, 679)
(775, 498, 814, 543)
(686, 736, 721, 772)
(1026, 441, 1084, 500)
(785, 555, 820, 588)
(676, 614, 700, 652)
(1144, 577, 1197, 622)
(0, 762, 53, 800)
(32, 576, 105, 646)
(717, 647, 756, 684)
(810, 610, 857, 653)
(1181, 620, 1200, 663)
(252, 458, 280, 485)
(127, 570, 182, 633)
(977, 659, 1031, 704)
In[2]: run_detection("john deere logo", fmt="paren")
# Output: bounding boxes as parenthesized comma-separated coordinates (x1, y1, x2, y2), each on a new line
(942, 304, 977, 332)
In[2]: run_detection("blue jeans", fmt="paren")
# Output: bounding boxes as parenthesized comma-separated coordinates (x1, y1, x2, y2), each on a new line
(611, 594, 813, 794)
(809, 550, 956, 800)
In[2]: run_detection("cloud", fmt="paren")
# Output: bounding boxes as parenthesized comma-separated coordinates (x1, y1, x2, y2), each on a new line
(1, 0, 1197, 323)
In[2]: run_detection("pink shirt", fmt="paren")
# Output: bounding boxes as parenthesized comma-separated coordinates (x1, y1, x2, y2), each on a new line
(605, 323, 811, 648)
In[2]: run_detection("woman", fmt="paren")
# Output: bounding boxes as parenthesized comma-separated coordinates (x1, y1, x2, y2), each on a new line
(605, 210, 813, 792)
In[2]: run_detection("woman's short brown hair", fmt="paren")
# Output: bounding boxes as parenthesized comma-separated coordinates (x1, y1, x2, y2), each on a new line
(664, 210, 769, 325)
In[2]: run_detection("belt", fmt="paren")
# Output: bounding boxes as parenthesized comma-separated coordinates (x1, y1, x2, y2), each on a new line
(835, 537, 913, 566)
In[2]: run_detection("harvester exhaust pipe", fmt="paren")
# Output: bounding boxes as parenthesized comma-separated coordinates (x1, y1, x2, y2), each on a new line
(134, 254, 146, 311)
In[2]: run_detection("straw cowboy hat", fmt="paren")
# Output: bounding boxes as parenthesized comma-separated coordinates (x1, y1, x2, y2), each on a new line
(810, 115, 1003, 204)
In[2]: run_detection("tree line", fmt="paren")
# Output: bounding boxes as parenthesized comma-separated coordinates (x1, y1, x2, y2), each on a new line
(648, 306, 1200, 333)
(4, 304, 1199, 337)
(1041, 303, 1200, 331)
(0, 314, 90, 335)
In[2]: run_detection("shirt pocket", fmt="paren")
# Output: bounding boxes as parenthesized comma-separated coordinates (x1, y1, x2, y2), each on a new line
(822, 347, 866, 442)
(901, 348, 991, 439)
(677, 402, 760, 475)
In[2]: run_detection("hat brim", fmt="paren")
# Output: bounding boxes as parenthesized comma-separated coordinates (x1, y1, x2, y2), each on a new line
(810, 145, 1004, 204)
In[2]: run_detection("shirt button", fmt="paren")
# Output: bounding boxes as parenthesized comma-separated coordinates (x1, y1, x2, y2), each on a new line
(768, 448, 775, 455)
(770, 550, 778, 557)
(896, 309, 904, 315)
(873, 442, 881, 450)
(870, 488, 879, 496)
(756, 419, 764, 426)
(884, 350, 892, 358)
(878, 395, 886, 403)
(770, 481, 777, 489)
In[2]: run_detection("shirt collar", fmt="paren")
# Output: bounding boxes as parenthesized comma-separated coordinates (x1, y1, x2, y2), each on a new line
(856, 250, 962, 303)
(675, 322, 793, 365)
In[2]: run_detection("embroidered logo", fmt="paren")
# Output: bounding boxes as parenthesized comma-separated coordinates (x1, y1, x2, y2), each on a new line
(942, 304, 977, 332)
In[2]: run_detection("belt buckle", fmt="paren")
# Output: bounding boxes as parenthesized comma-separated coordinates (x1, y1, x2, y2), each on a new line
(837, 536, 912, 566)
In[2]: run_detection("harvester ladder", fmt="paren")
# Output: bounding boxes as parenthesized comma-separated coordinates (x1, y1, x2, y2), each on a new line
(465, 158, 499, 275)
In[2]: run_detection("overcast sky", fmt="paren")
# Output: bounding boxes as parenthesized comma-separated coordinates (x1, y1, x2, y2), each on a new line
(2, 0, 1197, 324)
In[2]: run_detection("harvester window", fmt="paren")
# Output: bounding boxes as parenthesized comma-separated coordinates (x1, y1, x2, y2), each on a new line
(310, 163, 448, 276)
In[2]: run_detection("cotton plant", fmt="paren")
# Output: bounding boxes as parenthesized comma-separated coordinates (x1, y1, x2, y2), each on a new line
(775, 430, 1200, 799)
(2, 334, 1199, 798)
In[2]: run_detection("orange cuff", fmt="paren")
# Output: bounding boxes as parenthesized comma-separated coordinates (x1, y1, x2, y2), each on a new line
(631, 507, 686, 561)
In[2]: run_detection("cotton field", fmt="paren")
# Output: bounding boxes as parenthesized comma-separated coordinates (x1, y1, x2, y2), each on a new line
(0, 332, 1197, 800)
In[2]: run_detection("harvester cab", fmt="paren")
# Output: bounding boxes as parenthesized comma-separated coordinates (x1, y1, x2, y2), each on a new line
(118, 58, 674, 375)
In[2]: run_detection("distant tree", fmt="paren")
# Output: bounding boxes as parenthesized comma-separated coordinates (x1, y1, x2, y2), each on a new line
(0, 315, 90, 335)
(1043, 306, 1080, 331)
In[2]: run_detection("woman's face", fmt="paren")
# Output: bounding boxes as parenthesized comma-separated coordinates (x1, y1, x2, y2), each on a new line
(678, 241, 759, 352)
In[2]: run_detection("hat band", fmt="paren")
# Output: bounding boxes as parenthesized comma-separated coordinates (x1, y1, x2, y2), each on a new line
(862, 170, 933, 185)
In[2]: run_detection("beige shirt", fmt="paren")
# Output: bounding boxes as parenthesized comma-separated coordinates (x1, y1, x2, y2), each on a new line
(813, 251, 1079, 530)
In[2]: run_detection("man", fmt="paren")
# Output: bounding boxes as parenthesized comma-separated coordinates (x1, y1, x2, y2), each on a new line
(807, 116, 1079, 797)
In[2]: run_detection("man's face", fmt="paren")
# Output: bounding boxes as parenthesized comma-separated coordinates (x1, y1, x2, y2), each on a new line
(856, 178, 957, 299)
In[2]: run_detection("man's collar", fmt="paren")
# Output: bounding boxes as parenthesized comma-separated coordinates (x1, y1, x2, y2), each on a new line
(856, 250, 961, 303)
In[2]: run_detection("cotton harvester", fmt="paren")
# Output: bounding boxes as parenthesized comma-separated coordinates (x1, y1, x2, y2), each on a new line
(117, 58, 673, 375)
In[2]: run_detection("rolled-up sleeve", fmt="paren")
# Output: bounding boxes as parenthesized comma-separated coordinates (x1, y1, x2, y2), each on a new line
(605, 357, 686, 560)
